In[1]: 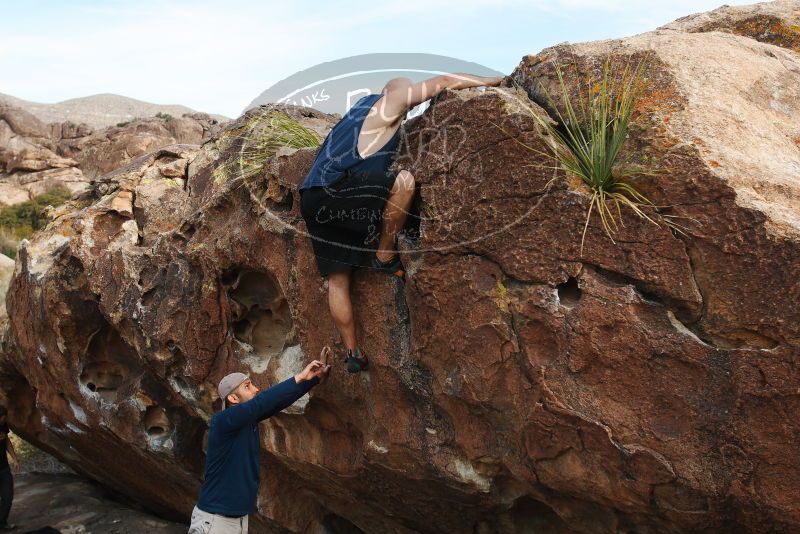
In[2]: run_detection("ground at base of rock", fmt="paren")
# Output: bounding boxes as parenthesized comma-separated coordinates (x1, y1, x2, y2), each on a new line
(5, 473, 186, 534)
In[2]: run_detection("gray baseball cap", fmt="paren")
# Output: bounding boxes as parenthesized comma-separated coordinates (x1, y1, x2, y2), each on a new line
(218, 372, 249, 408)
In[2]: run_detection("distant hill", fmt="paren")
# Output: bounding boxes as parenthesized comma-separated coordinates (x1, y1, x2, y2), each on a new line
(0, 92, 229, 129)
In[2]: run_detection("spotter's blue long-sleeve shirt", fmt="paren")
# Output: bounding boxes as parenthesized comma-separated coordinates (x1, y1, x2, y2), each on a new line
(196, 375, 319, 517)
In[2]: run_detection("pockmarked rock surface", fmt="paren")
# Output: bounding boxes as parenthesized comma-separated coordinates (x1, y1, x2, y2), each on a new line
(0, 105, 223, 206)
(1, 2, 799, 533)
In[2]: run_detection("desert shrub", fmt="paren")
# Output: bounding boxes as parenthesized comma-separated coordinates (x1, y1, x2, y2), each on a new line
(0, 186, 73, 256)
(497, 56, 691, 255)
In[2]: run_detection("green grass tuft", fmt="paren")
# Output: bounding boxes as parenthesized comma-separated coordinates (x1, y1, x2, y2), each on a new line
(216, 110, 321, 185)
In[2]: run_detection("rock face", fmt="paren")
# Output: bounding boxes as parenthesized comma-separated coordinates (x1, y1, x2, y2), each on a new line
(0, 105, 85, 202)
(57, 112, 224, 181)
(0, 105, 223, 206)
(1, 2, 799, 533)
(0, 254, 14, 325)
(659, 0, 800, 53)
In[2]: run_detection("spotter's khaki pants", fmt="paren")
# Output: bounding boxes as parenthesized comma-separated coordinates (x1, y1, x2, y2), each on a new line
(188, 505, 249, 534)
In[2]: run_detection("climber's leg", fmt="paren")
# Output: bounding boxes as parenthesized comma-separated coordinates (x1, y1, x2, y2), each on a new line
(327, 270, 357, 350)
(376, 170, 416, 263)
(329, 271, 368, 372)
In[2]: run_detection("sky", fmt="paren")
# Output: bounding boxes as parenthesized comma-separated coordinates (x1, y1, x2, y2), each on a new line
(0, 0, 757, 118)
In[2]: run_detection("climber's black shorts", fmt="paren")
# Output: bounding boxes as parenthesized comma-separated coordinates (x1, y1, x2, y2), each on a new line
(300, 160, 419, 278)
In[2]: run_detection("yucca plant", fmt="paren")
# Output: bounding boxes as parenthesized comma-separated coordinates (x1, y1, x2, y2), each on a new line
(495, 55, 692, 256)
(217, 109, 321, 184)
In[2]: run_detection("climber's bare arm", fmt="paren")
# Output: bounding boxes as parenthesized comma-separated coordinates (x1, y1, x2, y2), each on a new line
(380, 74, 504, 124)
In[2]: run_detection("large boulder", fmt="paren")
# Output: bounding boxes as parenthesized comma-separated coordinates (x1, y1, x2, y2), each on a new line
(57, 114, 223, 181)
(0, 106, 81, 205)
(0, 253, 14, 324)
(0, 107, 224, 207)
(659, 0, 800, 53)
(2, 4, 799, 533)
(0, 105, 50, 138)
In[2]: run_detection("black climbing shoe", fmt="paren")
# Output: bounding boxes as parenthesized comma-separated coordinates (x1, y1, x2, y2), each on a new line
(370, 253, 405, 278)
(344, 348, 369, 374)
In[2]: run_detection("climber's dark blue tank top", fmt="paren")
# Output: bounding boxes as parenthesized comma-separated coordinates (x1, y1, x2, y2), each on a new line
(300, 93, 401, 191)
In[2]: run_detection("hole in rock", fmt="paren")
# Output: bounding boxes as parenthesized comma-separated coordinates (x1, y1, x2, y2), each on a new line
(80, 361, 124, 401)
(282, 191, 294, 209)
(64, 255, 85, 278)
(257, 185, 295, 212)
(638, 287, 667, 307)
(225, 268, 292, 358)
(219, 268, 239, 286)
(79, 325, 141, 403)
(557, 277, 581, 309)
(144, 406, 172, 437)
(179, 221, 196, 239)
(707, 329, 779, 351)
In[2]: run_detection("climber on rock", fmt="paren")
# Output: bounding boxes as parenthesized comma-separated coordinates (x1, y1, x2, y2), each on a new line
(188, 347, 331, 534)
(299, 73, 505, 374)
